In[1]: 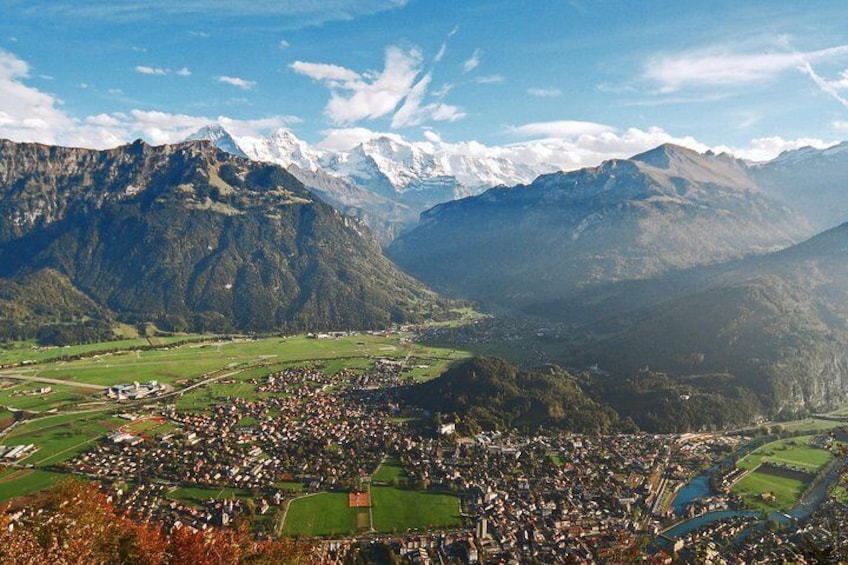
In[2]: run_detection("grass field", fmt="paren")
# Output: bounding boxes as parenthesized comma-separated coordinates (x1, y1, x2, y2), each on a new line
(732, 435, 833, 511)
(737, 436, 833, 473)
(0, 336, 201, 366)
(774, 419, 847, 434)
(282, 493, 363, 536)
(371, 487, 462, 532)
(733, 472, 806, 512)
(4, 334, 465, 390)
(0, 382, 93, 413)
(372, 457, 408, 483)
(0, 469, 68, 501)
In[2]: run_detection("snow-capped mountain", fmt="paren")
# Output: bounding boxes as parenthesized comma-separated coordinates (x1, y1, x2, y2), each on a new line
(185, 125, 556, 242)
(186, 125, 247, 158)
(237, 128, 325, 173)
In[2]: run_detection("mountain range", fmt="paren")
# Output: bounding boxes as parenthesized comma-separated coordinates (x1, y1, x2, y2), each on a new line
(388, 142, 848, 421)
(388, 143, 811, 306)
(3, 131, 848, 424)
(0, 138, 451, 339)
(188, 125, 555, 242)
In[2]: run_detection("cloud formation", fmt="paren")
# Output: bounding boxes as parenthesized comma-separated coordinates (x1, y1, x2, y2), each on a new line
(646, 43, 848, 92)
(462, 48, 482, 73)
(135, 65, 168, 75)
(291, 45, 464, 128)
(0, 47, 291, 148)
(217, 76, 256, 90)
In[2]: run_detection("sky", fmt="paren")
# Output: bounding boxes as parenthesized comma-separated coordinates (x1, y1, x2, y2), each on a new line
(2, 0, 848, 168)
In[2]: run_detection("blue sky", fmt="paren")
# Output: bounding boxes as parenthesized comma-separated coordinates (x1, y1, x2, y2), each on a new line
(2, 0, 848, 165)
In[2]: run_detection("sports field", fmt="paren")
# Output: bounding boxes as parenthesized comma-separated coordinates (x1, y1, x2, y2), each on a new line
(281, 492, 364, 536)
(281, 486, 462, 536)
(370, 487, 462, 532)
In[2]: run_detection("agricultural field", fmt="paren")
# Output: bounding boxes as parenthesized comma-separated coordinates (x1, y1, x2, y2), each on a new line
(0, 469, 68, 501)
(370, 487, 462, 533)
(773, 418, 847, 434)
(0, 381, 94, 413)
(2, 333, 466, 391)
(732, 436, 834, 512)
(736, 436, 833, 473)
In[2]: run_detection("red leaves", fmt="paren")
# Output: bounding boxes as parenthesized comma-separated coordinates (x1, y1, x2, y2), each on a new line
(0, 480, 311, 565)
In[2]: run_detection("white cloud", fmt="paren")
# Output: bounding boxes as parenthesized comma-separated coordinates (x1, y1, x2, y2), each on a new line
(527, 87, 561, 97)
(475, 74, 504, 84)
(646, 43, 848, 92)
(176, 67, 192, 77)
(799, 62, 848, 108)
(462, 48, 482, 73)
(135, 65, 168, 75)
(434, 25, 458, 63)
(295, 46, 424, 124)
(0, 47, 295, 148)
(290, 61, 361, 82)
(292, 44, 465, 129)
(391, 72, 465, 128)
(833, 120, 848, 132)
(715, 136, 834, 162)
(279, 39, 290, 49)
(0, 48, 79, 145)
(217, 75, 256, 90)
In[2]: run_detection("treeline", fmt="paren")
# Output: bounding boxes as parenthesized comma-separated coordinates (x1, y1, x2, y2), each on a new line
(403, 357, 627, 434)
(0, 320, 115, 346)
(591, 370, 764, 433)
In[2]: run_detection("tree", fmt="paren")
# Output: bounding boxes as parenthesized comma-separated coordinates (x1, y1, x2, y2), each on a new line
(0, 480, 312, 565)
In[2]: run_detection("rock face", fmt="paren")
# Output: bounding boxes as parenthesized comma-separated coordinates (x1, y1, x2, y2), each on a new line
(0, 138, 444, 332)
(388, 144, 809, 307)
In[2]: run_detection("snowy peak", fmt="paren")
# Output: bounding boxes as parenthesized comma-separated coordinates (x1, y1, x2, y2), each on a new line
(236, 127, 325, 172)
(768, 140, 848, 167)
(186, 125, 247, 158)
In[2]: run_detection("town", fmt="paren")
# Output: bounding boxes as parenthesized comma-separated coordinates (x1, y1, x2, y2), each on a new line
(0, 332, 845, 564)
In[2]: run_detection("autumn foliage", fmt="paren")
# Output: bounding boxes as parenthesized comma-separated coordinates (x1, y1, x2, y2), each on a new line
(0, 480, 312, 565)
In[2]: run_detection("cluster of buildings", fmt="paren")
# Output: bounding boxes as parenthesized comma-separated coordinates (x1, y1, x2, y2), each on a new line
(0, 443, 36, 461)
(52, 356, 848, 564)
(103, 381, 165, 401)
